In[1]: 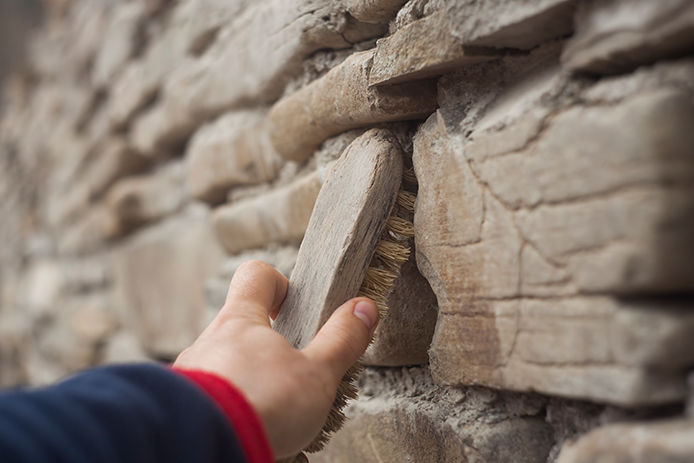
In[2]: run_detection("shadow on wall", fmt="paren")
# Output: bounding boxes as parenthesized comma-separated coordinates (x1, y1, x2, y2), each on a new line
(0, 0, 43, 93)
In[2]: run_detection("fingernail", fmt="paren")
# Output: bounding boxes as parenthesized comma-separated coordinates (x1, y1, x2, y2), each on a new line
(353, 300, 378, 330)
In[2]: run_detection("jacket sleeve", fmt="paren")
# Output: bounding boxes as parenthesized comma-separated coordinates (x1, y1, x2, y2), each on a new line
(0, 363, 272, 463)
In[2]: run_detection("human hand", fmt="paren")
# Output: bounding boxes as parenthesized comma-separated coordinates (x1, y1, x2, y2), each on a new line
(174, 260, 379, 458)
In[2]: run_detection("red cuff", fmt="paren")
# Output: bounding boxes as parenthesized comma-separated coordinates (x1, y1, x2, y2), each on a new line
(172, 367, 274, 463)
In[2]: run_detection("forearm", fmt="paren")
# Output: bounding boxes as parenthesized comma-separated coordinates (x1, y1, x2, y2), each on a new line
(0, 364, 271, 463)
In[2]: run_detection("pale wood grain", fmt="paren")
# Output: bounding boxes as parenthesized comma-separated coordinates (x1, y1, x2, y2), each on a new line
(273, 128, 403, 349)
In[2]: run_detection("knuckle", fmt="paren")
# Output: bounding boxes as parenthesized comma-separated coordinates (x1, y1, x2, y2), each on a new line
(236, 259, 273, 279)
(229, 260, 278, 302)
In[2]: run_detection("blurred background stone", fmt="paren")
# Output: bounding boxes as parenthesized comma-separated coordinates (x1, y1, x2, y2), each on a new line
(1, 0, 694, 460)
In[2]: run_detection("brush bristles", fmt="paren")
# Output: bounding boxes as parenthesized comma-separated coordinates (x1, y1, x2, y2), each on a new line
(361, 267, 398, 295)
(386, 215, 415, 238)
(403, 167, 418, 186)
(396, 191, 416, 213)
(304, 365, 362, 453)
(305, 184, 416, 455)
(374, 240, 410, 272)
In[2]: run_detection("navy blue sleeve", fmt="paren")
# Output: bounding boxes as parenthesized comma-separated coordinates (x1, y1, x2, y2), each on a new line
(0, 364, 247, 463)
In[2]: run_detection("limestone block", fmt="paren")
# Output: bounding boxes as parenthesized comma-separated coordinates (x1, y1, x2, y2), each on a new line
(17, 260, 64, 318)
(114, 205, 223, 357)
(29, 292, 116, 377)
(26, 21, 68, 79)
(444, 0, 576, 50)
(91, 2, 144, 88)
(129, 102, 195, 157)
(347, 0, 407, 24)
(27, 0, 109, 80)
(105, 162, 186, 235)
(213, 171, 322, 254)
(69, 0, 111, 73)
(467, 85, 694, 293)
(430, 297, 694, 406)
(100, 330, 150, 365)
(557, 419, 694, 463)
(362, 251, 438, 366)
(269, 50, 437, 162)
(391, 0, 441, 32)
(106, 4, 190, 129)
(83, 100, 112, 152)
(563, 0, 694, 74)
(369, 11, 497, 86)
(82, 138, 148, 200)
(110, 0, 245, 128)
(414, 59, 694, 404)
(57, 205, 118, 257)
(185, 110, 284, 203)
(420, 60, 694, 299)
(179, 0, 253, 54)
(64, 293, 119, 345)
(107, 62, 154, 130)
(314, 368, 554, 462)
(60, 255, 111, 294)
(23, 346, 70, 386)
(158, 0, 385, 145)
(45, 180, 91, 230)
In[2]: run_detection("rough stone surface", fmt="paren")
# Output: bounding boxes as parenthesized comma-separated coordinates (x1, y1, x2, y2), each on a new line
(347, 0, 408, 24)
(213, 171, 323, 255)
(430, 296, 694, 406)
(3, 1, 694, 460)
(362, 251, 438, 366)
(314, 367, 554, 462)
(269, 49, 437, 162)
(82, 138, 148, 200)
(57, 205, 118, 257)
(421, 56, 694, 297)
(414, 55, 694, 405)
(106, 162, 186, 235)
(99, 330, 150, 365)
(104, 0, 230, 129)
(142, 0, 386, 156)
(114, 205, 223, 357)
(563, 0, 694, 74)
(370, 11, 497, 86)
(557, 419, 694, 463)
(178, 0, 253, 55)
(91, 2, 144, 88)
(185, 110, 283, 203)
(106, 61, 160, 131)
(444, 0, 577, 50)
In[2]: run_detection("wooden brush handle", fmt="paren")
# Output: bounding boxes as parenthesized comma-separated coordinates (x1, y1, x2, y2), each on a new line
(271, 129, 403, 460)
(273, 128, 403, 349)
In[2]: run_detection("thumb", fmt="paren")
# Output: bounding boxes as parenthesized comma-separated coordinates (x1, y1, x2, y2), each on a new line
(302, 298, 379, 384)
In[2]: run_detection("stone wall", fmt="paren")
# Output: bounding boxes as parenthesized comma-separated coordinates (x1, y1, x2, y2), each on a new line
(1, 0, 693, 461)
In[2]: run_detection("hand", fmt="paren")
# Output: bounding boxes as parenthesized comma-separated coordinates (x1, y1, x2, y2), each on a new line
(174, 260, 379, 458)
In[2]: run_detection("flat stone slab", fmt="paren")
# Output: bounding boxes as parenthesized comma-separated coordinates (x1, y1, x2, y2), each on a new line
(414, 55, 694, 405)
(563, 0, 694, 74)
(557, 419, 694, 463)
(369, 11, 497, 86)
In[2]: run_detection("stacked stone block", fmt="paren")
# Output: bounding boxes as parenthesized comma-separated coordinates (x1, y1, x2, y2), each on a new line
(1, 0, 693, 461)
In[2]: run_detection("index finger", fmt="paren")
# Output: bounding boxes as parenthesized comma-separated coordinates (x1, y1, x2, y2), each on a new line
(221, 260, 289, 325)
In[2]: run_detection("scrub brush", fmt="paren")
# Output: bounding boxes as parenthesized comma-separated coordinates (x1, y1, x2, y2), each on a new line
(272, 128, 416, 461)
